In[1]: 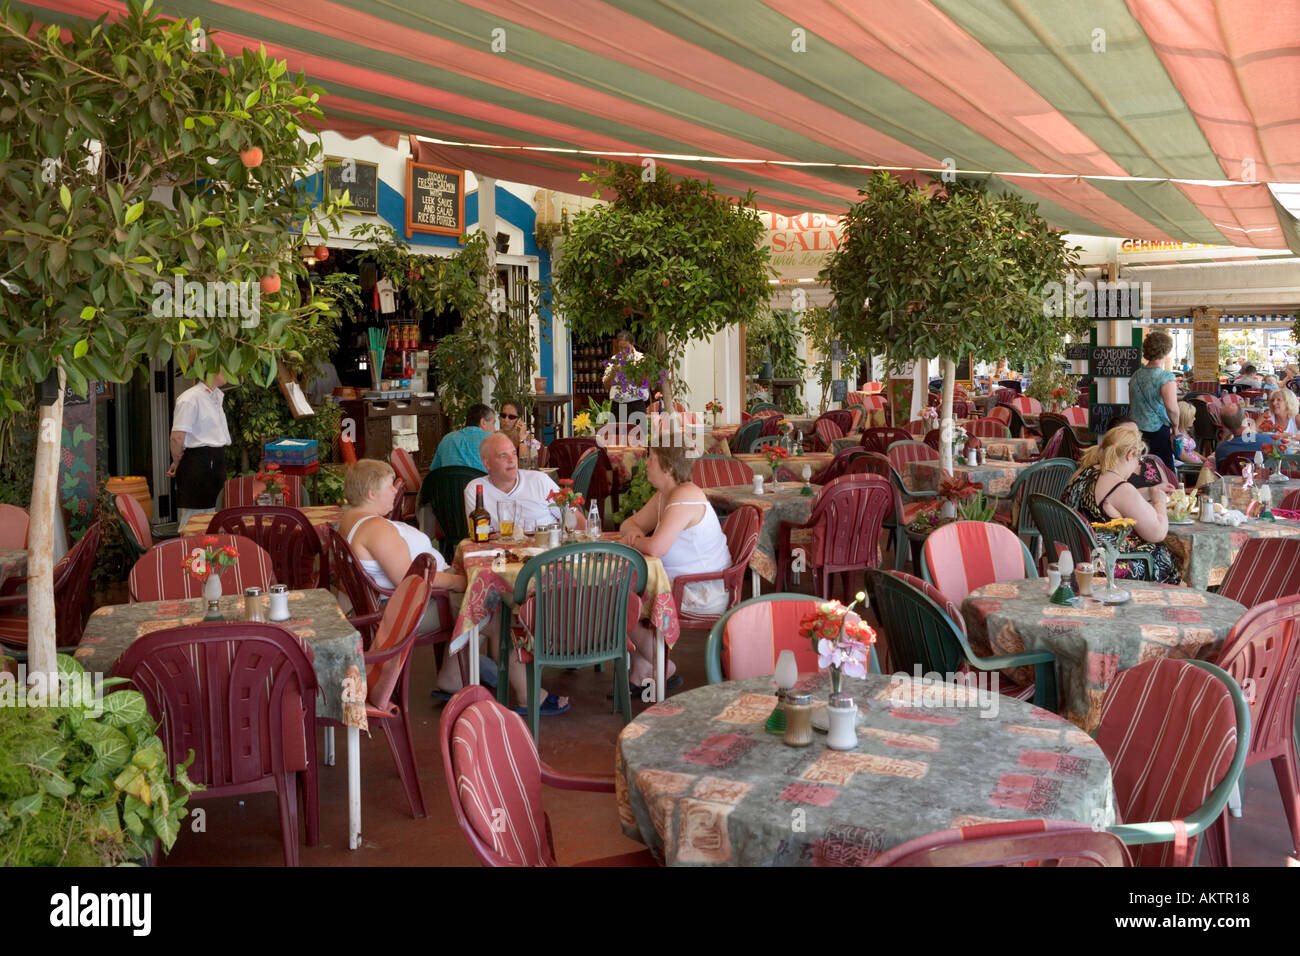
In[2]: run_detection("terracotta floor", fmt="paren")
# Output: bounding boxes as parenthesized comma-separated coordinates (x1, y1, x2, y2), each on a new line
(161, 613, 1299, 868)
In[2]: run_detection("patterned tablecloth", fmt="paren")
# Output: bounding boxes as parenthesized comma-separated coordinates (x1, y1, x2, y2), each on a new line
(830, 437, 861, 455)
(1022, 414, 1094, 443)
(1164, 517, 1300, 590)
(74, 589, 366, 728)
(616, 673, 1115, 866)
(705, 483, 815, 583)
(899, 459, 1029, 497)
(183, 505, 344, 542)
(733, 451, 834, 481)
(962, 579, 1244, 731)
(449, 535, 680, 652)
(600, 444, 646, 487)
(0, 549, 26, 589)
(981, 436, 1041, 462)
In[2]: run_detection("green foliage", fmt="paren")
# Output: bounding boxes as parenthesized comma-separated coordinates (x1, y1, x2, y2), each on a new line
(956, 490, 995, 523)
(225, 387, 343, 492)
(1024, 360, 1076, 407)
(554, 162, 773, 404)
(802, 305, 866, 414)
(0, 655, 201, 866)
(745, 309, 806, 414)
(609, 458, 653, 524)
(0, 390, 35, 506)
(88, 482, 135, 594)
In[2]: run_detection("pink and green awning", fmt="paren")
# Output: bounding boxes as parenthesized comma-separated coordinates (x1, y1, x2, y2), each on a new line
(18, 0, 1300, 249)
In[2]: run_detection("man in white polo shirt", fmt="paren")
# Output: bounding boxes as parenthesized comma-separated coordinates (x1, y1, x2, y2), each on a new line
(168, 373, 231, 530)
(464, 432, 587, 533)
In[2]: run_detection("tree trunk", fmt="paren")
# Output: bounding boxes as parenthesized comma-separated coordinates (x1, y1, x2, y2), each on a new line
(26, 364, 66, 688)
(939, 358, 956, 475)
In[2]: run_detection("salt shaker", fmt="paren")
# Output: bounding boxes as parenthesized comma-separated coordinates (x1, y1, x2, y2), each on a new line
(752, 474, 765, 495)
(243, 586, 265, 622)
(268, 583, 291, 622)
(826, 693, 858, 751)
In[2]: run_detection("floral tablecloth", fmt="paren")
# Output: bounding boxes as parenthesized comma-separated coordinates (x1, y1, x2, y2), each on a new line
(705, 483, 815, 583)
(962, 579, 1244, 731)
(616, 672, 1115, 866)
(1164, 518, 1300, 590)
(0, 549, 26, 589)
(73, 589, 367, 728)
(450, 535, 679, 653)
(900, 459, 1028, 497)
(982, 436, 1041, 462)
(183, 505, 344, 543)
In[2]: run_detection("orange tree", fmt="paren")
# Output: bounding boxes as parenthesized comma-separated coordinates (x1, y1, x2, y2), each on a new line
(0, 0, 345, 677)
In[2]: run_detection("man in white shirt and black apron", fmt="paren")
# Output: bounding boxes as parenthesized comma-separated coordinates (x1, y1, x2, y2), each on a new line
(168, 373, 231, 530)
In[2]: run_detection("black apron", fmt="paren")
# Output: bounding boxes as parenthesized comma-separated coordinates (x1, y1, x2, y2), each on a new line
(175, 446, 227, 509)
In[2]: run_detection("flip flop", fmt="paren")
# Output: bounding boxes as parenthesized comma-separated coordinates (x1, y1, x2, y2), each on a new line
(515, 693, 570, 717)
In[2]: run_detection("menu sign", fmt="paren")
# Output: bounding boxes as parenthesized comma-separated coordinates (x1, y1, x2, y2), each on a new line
(1090, 346, 1140, 378)
(1065, 343, 1089, 361)
(405, 160, 464, 237)
(1192, 312, 1220, 383)
(1090, 403, 1130, 434)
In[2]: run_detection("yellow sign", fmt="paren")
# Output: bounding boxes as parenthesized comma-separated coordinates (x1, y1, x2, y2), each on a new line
(1192, 312, 1220, 384)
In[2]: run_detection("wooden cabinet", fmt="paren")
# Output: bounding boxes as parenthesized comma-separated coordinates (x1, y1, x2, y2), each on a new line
(339, 397, 447, 471)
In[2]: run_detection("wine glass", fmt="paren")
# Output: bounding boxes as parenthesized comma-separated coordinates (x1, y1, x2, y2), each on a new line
(522, 516, 537, 540)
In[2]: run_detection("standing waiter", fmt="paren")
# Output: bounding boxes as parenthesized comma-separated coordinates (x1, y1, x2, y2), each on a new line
(167, 372, 231, 530)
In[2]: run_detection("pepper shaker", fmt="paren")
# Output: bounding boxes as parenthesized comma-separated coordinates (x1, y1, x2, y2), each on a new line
(782, 692, 815, 747)
(243, 586, 265, 622)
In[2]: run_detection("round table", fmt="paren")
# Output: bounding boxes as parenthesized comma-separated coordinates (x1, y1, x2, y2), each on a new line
(616, 673, 1115, 866)
(962, 579, 1245, 732)
(1164, 516, 1300, 589)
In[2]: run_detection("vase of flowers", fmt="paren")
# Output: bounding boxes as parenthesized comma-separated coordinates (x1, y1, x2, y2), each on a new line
(1262, 441, 1286, 481)
(1090, 518, 1136, 599)
(182, 536, 239, 621)
(546, 479, 586, 540)
(572, 411, 595, 437)
(1049, 387, 1072, 413)
(797, 593, 876, 698)
(764, 444, 790, 482)
(949, 422, 968, 460)
(705, 399, 723, 426)
(256, 462, 287, 506)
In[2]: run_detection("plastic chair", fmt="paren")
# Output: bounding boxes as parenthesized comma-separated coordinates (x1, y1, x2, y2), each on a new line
(503, 542, 647, 739)
(127, 534, 275, 602)
(865, 568, 1056, 709)
(759, 414, 786, 439)
(812, 417, 844, 450)
(730, 419, 763, 456)
(569, 446, 613, 525)
(1280, 488, 1300, 511)
(1011, 395, 1041, 416)
(1200, 595, 1300, 866)
(419, 465, 486, 553)
(886, 439, 939, 471)
(223, 474, 304, 508)
(672, 505, 760, 630)
(1217, 451, 1257, 478)
(690, 457, 754, 488)
(114, 493, 152, 559)
(810, 447, 866, 486)
(1097, 659, 1249, 866)
(987, 405, 1013, 430)
(1027, 494, 1156, 578)
(440, 686, 656, 867)
(861, 426, 911, 457)
(206, 507, 328, 590)
(995, 459, 1077, 558)
(861, 450, 935, 570)
(869, 819, 1130, 867)
(1036, 412, 1069, 446)
(903, 418, 928, 436)
(1062, 407, 1089, 427)
(705, 592, 880, 684)
(968, 418, 1011, 439)
(112, 621, 319, 867)
(920, 521, 1036, 608)
(1190, 381, 1222, 396)
(997, 403, 1035, 438)
(0, 522, 101, 658)
(922, 428, 943, 451)
(390, 447, 422, 522)
(544, 437, 597, 482)
(776, 474, 894, 601)
(817, 409, 853, 434)
(0, 502, 29, 549)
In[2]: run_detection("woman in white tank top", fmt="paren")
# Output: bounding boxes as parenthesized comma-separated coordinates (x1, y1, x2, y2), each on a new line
(619, 446, 732, 686)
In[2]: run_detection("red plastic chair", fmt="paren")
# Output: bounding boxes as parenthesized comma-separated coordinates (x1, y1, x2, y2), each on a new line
(127, 533, 274, 602)
(206, 507, 328, 590)
(922, 428, 942, 451)
(860, 426, 912, 456)
(1201, 595, 1300, 866)
(690, 456, 754, 488)
(1097, 659, 1247, 866)
(811, 447, 867, 486)
(114, 493, 152, 557)
(1280, 488, 1300, 511)
(1011, 395, 1041, 416)
(1216, 451, 1257, 478)
(920, 521, 1036, 607)
(903, 418, 928, 436)
(819, 410, 854, 434)
(994, 388, 1019, 406)
(987, 405, 1013, 429)
(813, 417, 844, 450)
(886, 440, 939, 475)
(440, 685, 656, 867)
(1140, 454, 1178, 487)
(869, 820, 1130, 867)
(223, 474, 304, 508)
(671, 505, 760, 630)
(390, 447, 421, 522)
(776, 474, 894, 600)
(0, 522, 100, 657)
(758, 414, 786, 440)
(969, 418, 1011, 439)
(545, 437, 597, 482)
(951, 400, 970, 419)
(113, 621, 319, 867)
(0, 502, 29, 549)
(1191, 380, 1222, 396)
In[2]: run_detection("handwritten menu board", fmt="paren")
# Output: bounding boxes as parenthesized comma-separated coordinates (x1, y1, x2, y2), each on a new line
(405, 160, 464, 237)
(1065, 343, 1089, 361)
(1090, 346, 1141, 378)
(1192, 313, 1220, 383)
(325, 156, 378, 214)
(1090, 403, 1130, 434)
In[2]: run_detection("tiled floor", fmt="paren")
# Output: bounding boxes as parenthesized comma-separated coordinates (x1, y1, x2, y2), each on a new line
(161, 620, 1299, 868)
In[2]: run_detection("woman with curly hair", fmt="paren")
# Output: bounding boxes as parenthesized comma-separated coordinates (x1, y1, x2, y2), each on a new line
(1128, 330, 1179, 473)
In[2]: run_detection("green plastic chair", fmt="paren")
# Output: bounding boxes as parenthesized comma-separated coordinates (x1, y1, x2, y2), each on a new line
(501, 542, 647, 740)
(1000, 458, 1077, 558)
(1026, 493, 1156, 578)
(569, 448, 613, 524)
(420, 465, 487, 553)
(866, 568, 1059, 711)
(704, 592, 881, 685)
(731, 419, 763, 455)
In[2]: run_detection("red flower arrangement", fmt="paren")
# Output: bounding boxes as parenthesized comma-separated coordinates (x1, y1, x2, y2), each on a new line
(764, 443, 790, 476)
(181, 535, 239, 581)
(546, 478, 585, 510)
(1050, 387, 1071, 400)
(255, 462, 287, 498)
(797, 595, 877, 693)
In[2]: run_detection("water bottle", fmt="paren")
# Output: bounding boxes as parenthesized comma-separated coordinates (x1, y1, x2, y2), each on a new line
(587, 499, 602, 539)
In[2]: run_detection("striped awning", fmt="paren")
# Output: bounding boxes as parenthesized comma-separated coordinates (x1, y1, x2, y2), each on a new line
(1143, 314, 1296, 328)
(17, 0, 1300, 250)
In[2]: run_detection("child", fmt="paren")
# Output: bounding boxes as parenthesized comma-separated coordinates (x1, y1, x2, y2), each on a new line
(1173, 401, 1204, 465)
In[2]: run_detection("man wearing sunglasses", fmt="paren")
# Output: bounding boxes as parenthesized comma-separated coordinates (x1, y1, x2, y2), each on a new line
(431, 403, 496, 471)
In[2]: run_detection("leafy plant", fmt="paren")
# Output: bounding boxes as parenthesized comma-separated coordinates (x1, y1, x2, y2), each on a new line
(745, 309, 806, 414)
(1025, 360, 1077, 407)
(609, 458, 654, 524)
(802, 305, 868, 415)
(956, 489, 996, 523)
(0, 655, 200, 866)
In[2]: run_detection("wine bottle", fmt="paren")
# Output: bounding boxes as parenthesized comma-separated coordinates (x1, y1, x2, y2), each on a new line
(470, 484, 492, 543)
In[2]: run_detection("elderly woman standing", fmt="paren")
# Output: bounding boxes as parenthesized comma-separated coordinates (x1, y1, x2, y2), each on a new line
(1128, 330, 1180, 472)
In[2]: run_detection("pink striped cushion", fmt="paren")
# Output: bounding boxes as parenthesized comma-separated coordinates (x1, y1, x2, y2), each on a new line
(847, 408, 864, 431)
(129, 535, 276, 602)
(969, 418, 1011, 438)
(691, 458, 754, 488)
(988, 406, 1013, 426)
(923, 522, 1030, 606)
(115, 494, 152, 550)
(721, 600, 823, 680)
(451, 699, 551, 866)
(904, 419, 927, 435)
(1217, 538, 1300, 609)
(1062, 407, 1088, 426)
(223, 475, 303, 508)
(1097, 659, 1238, 867)
(366, 576, 430, 712)
(887, 442, 938, 471)
(892, 571, 966, 634)
(1011, 396, 1041, 415)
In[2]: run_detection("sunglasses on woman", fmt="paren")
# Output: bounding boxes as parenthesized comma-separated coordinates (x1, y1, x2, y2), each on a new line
(501, 413, 519, 420)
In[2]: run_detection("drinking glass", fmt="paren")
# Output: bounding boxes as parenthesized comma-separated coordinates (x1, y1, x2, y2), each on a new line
(498, 501, 517, 541)
(522, 516, 537, 539)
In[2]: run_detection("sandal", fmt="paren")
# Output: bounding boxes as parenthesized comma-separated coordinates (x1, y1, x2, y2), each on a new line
(515, 693, 570, 717)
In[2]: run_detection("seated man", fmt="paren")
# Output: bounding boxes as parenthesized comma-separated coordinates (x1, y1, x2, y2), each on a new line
(464, 432, 586, 533)
(430, 403, 496, 471)
(1233, 364, 1263, 390)
(1215, 405, 1274, 468)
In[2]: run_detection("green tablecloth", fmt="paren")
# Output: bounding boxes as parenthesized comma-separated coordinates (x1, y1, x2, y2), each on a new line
(899, 459, 1029, 497)
(616, 673, 1115, 866)
(962, 579, 1244, 731)
(1165, 517, 1300, 589)
(705, 483, 814, 583)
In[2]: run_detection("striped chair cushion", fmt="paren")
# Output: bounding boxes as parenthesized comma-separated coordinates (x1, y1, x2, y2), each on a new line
(1217, 537, 1300, 609)
(969, 418, 1011, 438)
(891, 571, 966, 633)
(1011, 396, 1041, 415)
(814, 419, 844, 445)
(691, 457, 755, 488)
(450, 698, 551, 866)
(994, 388, 1019, 406)
(128, 535, 276, 602)
(391, 448, 422, 520)
(223, 475, 303, 508)
(721, 599, 825, 680)
(923, 522, 1030, 606)
(903, 419, 928, 435)
(886, 442, 939, 471)
(847, 408, 864, 431)
(115, 494, 152, 550)
(1062, 407, 1088, 426)
(366, 576, 431, 713)
(1096, 659, 1238, 867)
(987, 406, 1013, 426)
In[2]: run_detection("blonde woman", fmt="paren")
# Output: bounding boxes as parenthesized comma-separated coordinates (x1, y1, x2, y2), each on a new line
(1064, 428, 1179, 583)
(1173, 402, 1205, 465)
(1260, 388, 1300, 436)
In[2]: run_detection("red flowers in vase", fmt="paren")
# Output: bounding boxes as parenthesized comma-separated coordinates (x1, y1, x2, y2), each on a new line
(546, 478, 585, 511)
(255, 462, 287, 499)
(181, 535, 239, 581)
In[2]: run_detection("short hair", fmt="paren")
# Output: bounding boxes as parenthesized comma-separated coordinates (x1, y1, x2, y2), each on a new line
(1270, 387, 1299, 420)
(344, 459, 394, 506)
(648, 445, 693, 484)
(1220, 405, 1246, 431)
(1240, 364, 1257, 376)
(465, 403, 494, 429)
(614, 330, 634, 346)
(1142, 330, 1173, 362)
(478, 430, 515, 464)
(1106, 415, 1138, 432)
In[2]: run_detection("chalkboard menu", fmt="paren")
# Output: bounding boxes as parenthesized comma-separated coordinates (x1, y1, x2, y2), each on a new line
(1090, 403, 1130, 434)
(325, 156, 378, 215)
(1065, 343, 1089, 361)
(955, 353, 972, 386)
(831, 379, 847, 403)
(1090, 346, 1141, 378)
(406, 160, 464, 237)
